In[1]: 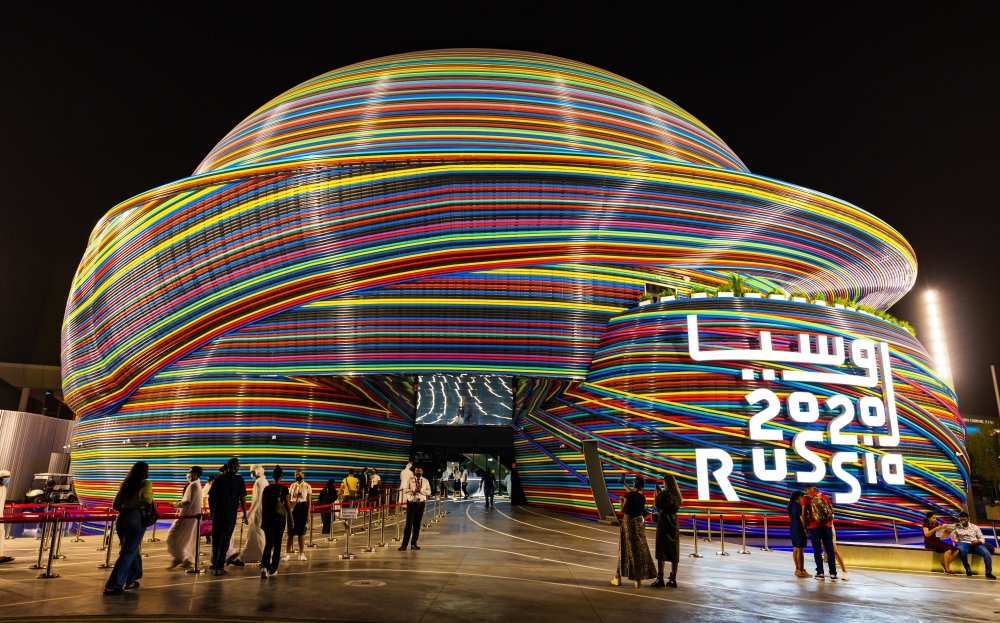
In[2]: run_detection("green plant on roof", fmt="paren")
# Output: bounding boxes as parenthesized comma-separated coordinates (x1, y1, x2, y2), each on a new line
(638, 291, 654, 302)
(792, 291, 809, 299)
(812, 292, 827, 302)
(660, 287, 676, 297)
(724, 273, 747, 296)
(690, 284, 716, 295)
(833, 296, 849, 307)
(768, 286, 787, 296)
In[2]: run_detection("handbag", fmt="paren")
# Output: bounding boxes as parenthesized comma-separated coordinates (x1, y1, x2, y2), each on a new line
(143, 503, 159, 527)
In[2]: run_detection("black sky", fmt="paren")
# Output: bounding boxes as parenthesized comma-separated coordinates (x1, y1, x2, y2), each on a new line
(2, 4, 998, 417)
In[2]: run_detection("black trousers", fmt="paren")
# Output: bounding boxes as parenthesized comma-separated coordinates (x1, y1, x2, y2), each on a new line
(320, 509, 331, 534)
(211, 518, 236, 570)
(461, 482, 469, 498)
(484, 487, 495, 506)
(261, 522, 285, 574)
(401, 501, 426, 547)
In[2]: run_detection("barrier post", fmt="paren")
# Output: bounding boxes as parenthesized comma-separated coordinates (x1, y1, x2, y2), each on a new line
(392, 501, 402, 542)
(760, 514, 772, 551)
(716, 514, 729, 556)
(433, 493, 442, 523)
(186, 515, 205, 574)
(891, 519, 898, 544)
(30, 514, 50, 569)
(703, 510, 714, 542)
(97, 515, 110, 551)
(362, 503, 375, 553)
(340, 507, 356, 559)
(54, 514, 67, 559)
(738, 514, 751, 555)
(37, 514, 60, 578)
(307, 508, 317, 549)
(423, 497, 434, 528)
(688, 514, 703, 558)
(98, 516, 116, 568)
(378, 494, 388, 547)
(326, 502, 338, 543)
(991, 522, 998, 549)
(444, 489, 449, 515)
(71, 506, 85, 543)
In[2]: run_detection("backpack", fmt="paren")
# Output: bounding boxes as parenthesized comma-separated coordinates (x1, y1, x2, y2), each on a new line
(808, 493, 833, 524)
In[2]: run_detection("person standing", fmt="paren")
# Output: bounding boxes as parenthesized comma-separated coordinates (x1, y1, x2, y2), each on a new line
(368, 468, 381, 500)
(201, 474, 215, 545)
(611, 475, 657, 588)
(801, 484, 837, 580)
(787, 491, 810, 578)
(230, 465, 267, 565)
(317, 478, 338, 535)
(399, 461, 414, 504)
(208, 457, 248, 576)
(0, 468, 13, 564)
(103, 461, 154, 595)
(284, 469, 312, 561)
(650, 473, 682, 588)
(482, 469, 496, 509)
(460, 466, 469, 499)
(398, 465, 431, 551)
(166, 466, 203, 569)
(259, 466, 293, 579)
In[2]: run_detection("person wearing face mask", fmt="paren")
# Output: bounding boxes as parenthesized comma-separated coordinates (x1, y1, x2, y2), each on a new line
(165, 466, 203, 569)
(940, 511, 996, 579)
(0, 469, 13, 564)
(208, 457, 248, 576)
(398, 464, 431, 551)
(283, 469, 312, 561)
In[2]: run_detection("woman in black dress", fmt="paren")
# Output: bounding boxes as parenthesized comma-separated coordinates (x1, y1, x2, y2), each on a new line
(651, 473, 683, 587)
(611, 475, 657, 588)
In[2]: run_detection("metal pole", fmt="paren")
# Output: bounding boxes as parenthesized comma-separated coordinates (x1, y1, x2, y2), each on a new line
(97, 515, 110, 551)
(54, 514, 66, 559)
(307, 507, 317, 549)
(703, 510, 714, 542)
(327, 502, 338, 542)
(238, 519, 244, 552)
(423, 496, 434, 528)
(72, 511, 85, 543)
(187, 515, 205, 574)
(688, 513, 703, 558)
(98, 517, 116, 568)
(717, 514, 730, 556)
(30, 514, 50, 569)
(378, 493, 388, 547)
(738, 514, 751, 554)
(991, 521, 998, 549)
(362, 503, 375, 553)
(761, 514, 772, 551)
(146, 520, 160, 543)
(37, 515, 60, 578)
(340, 514, 356, 559)
(393, 500, 402, 542)
(892, 519, 898, 544)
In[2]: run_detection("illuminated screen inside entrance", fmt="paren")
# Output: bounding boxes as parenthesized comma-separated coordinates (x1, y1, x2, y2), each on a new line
(416, 374, 513, 426)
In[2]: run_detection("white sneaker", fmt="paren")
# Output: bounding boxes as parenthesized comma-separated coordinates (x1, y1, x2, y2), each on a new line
(281, 554, 290, 561)
(298, 553, 307, 561)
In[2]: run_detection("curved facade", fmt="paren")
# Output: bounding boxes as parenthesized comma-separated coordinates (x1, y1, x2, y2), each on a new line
(62, 50, 962, 533)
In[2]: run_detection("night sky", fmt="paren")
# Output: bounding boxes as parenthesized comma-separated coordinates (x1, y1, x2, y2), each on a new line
(3, 5, 998, 417)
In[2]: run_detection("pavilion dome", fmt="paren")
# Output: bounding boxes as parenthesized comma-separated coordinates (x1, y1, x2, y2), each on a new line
(195, 49, 747, 174)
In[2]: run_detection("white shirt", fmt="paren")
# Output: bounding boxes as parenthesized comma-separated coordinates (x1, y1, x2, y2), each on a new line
(400, 466, 413, 489)
(942, 522, 985, 544)
(289, 480, 312, 505)
(369, 473, 381, 487)
(460, 470, 468, 483)
(403, 474, 431, 503)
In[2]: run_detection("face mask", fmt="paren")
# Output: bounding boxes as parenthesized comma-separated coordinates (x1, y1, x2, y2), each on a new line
(296, 476, 303, 482)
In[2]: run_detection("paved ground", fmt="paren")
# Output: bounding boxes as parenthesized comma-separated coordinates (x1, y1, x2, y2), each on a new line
(1, 497, 998, 622)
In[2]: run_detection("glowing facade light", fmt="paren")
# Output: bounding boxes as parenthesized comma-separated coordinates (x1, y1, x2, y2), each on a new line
(924, 290, 954, 388)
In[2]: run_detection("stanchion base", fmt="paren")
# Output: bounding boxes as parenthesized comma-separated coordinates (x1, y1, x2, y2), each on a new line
(738, 551, 752, 555)
(146, 538, 161, 543)
(688, 553, 704, 558)
(71, 538, 85, 543)
(362, 547, 375, 552)
(377, 542, 388, 547)
(759, 547, 773, 552)
(701, 538, 714, 542)
(391, 537, 402, 542)
(716, 552, 731, 556)
(185, 568, 206, 575)
(28, 564, 44, 570)
(325, 538, 337, 542)
(97, 563, 113, 569)
(55, 555, 66, 560)
(307, 544, 318, 548)
(339, 553, 356, 560)
(36, 572, 60, 579)
(96, 547, 107, 552)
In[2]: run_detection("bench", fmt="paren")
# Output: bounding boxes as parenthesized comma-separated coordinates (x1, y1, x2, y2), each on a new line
(836, 541, 992, 573)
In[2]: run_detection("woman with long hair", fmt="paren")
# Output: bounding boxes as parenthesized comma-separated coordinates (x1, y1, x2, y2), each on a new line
(651, 473, 683, 587)
(104, 461, 154, 595)
(611, 475, 657, 588)
(922, 510, 959, 574)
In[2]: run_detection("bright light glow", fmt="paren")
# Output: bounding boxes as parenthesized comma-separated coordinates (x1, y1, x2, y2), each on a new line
(924, 288, 954, 388)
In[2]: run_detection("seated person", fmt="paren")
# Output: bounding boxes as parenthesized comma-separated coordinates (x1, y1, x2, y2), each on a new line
(921, 511, 959, 574)
(941, 511, 995, 579)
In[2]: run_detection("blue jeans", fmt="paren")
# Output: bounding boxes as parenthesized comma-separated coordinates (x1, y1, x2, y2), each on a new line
(808, 526, 836, 576)
(955, 542, 993, 573)
(107, 509, 144, 589)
